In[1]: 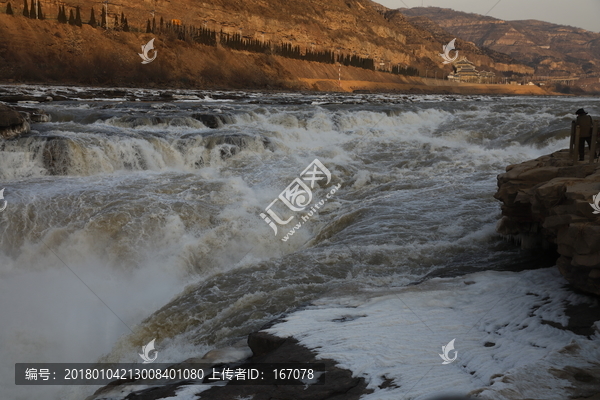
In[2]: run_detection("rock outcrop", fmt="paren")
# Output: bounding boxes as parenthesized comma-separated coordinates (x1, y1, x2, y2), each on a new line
(11, 105, 52, 123)
(0, 104, 30, 139)
(402, 7, 600, 79)
(0, 131, 272, 176)
(88, 331, 370, 400)
(495, 149, 600, 296)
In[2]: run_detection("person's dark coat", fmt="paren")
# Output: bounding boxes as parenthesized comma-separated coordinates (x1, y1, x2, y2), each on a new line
(576, 113, 593, 138)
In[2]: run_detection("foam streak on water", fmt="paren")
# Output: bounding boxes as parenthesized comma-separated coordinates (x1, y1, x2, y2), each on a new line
(1, 87, 599, 399)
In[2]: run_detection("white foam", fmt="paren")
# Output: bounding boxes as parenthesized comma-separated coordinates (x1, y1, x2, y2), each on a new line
(267, 268, 599, 399)
(171, 385, 212, 399)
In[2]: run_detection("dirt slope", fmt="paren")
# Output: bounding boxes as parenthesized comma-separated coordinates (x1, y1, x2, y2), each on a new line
(0, 11, 552, 94)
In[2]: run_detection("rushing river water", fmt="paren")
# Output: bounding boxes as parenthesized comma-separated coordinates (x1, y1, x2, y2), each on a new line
(1, 86, 599, 400)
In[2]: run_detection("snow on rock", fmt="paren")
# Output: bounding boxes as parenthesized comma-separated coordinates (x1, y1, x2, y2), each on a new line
(266, 268, 600, 400)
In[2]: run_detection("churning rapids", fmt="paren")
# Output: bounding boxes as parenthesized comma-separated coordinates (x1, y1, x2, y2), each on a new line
(1, 86, 599, 400)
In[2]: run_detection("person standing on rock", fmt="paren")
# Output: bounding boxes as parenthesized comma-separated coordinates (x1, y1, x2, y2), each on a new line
(576, 108, 593, 161)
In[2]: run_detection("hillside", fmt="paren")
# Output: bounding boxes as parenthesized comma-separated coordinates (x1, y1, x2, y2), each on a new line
(401, 7, 600, 78)
(0, 0, 548, 92)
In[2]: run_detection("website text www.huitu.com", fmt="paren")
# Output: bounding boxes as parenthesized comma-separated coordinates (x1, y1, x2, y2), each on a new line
(281, 182, 342, 242)
(259, 159, 342, 242)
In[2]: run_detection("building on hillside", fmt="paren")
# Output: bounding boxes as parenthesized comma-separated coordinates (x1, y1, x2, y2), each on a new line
(478, 70, 495, 84)
(447, 57, 496, 84)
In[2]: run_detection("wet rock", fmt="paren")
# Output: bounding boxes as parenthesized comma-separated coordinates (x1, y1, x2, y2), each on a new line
(50, 95, 71, 101)
(179, 131, 273, 160)
(31, 113, 51, 122)
(495, 149, 600, 295)
(11, 106, 52, 123)
(113, 116, 164, 127)
(0, 95, 38, 103)
(0, 104, 30, 139)
(191, 113, 236, 129)
(42, 136, 72, 175)
(192, 113, 225, 128)
(247, 331, 287, 357)
(0, 94, 55, 103)
(2, 135, 73, 175)
(87, 332, 371, 400)
(60, 90, 126, 100)
(199, 333, 371, 400)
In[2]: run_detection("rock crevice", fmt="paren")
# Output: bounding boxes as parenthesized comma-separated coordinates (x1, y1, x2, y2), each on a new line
(495, 149, 600, 295)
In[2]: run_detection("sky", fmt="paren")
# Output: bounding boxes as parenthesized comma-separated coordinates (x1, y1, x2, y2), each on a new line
(374, 0, 600, 32)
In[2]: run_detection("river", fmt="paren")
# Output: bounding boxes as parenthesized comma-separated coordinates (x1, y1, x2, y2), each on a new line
(1, 86, 599, 399)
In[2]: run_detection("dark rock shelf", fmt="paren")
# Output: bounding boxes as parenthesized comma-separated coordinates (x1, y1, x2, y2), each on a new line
(88, 332, 371, 400)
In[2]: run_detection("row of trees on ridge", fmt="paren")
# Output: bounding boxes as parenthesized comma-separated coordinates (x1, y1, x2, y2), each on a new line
(145, 18, 418, 75)
(5, 0, 44, 19)
(4, 1, 130, 30)
(3, 1, 419, 76)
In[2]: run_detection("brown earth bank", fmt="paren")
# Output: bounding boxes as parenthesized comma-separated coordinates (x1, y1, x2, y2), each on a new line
(0, 0, 536, 79)
(0, 13, 558, 94)
(495, 149, 600, 296)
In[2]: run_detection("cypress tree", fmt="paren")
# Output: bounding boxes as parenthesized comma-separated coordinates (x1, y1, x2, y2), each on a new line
(88, 8, 96, 27)
(68, 8, 74, 25)
(60, 5, 67, 23)
(6, 2, 13, 14)
(146, 19, 151, 33)
(113, 14, 117, 29)
(123, 17, 129, 32)
(22, 0, 27, 17)
(28, 0, 34, 18)
(100, 6, 106, 28)
(152, 16, 156, 33)
(75, 6, 81, 26)
(159, 16, 163, 33)
(37, 1, 43, 19)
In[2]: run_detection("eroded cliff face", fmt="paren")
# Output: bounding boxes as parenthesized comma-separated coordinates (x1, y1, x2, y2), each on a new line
(495, 150, 600, 296)
(402, 7, 600, 77)
(1, 0, 533, 80)
(395, 13, 534, 75)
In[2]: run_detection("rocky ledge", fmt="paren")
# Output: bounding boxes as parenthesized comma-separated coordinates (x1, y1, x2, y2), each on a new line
(0, 103, 52, 139)
(495, 149, 600, 296)
(88, 332, 370, 400)
(0, 103, 30, 139)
